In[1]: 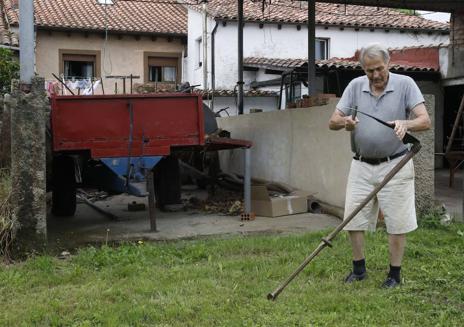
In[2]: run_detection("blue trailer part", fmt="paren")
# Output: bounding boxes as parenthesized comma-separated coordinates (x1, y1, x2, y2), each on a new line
(97, 156, 163, 196)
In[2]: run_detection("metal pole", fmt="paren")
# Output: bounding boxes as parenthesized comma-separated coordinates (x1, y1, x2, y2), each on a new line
(237, 0, 244, 115)
(211, 21, 219, 111)
(307, 0, 316, 96)
(19, 0, 35, 85)
(147, 170, 157, 232)
(202, 1, 208, 90)
(244, 147, 251, 214)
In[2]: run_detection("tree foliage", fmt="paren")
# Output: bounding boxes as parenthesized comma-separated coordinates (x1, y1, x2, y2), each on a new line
(0, 48, 19, 95)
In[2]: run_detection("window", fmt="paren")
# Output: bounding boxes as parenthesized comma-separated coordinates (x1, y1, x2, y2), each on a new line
(147, 56, 179, 83)
(315, 38, 329, 60)
(59, 50, 101, 79)
(196, 37, 202, 67)
(63, 54, 95, 79)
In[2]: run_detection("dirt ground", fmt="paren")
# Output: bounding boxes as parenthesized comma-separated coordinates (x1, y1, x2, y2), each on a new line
(47, 187, 341, 250)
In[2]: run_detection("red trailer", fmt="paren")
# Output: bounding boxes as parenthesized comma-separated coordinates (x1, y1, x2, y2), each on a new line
(49, 93, 252, 229)
(51, 93, 205, 158)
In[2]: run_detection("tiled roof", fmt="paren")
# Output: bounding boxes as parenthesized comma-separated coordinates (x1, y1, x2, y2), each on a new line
(0, 1, 17, 46)
(244, 56, 438, 72)
(196, 0, 449, 31)
(194, 88, 278, 97)
(1, 0, 187, 35)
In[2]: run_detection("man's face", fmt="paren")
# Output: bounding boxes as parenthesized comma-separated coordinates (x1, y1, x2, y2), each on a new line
(362, 55, 389, 91)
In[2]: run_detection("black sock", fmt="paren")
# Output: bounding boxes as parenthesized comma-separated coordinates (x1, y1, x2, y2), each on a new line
(353, 259, 366, 275)
(388, 265, 401, 282)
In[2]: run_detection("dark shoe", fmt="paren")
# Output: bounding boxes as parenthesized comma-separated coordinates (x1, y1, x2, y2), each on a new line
(344, 271, 367, 283)
(381, 277, 400, 289)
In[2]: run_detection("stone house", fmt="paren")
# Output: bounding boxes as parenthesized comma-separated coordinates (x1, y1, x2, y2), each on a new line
(0, 0, 188, 94)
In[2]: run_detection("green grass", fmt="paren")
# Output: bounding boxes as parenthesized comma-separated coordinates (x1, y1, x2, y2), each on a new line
(0, 223, 463, 326)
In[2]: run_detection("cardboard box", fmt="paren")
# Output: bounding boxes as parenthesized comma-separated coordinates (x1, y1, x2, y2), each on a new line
(251, 185, 309, 217)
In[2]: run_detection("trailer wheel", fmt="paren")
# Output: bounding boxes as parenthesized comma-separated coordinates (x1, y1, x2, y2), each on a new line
(52, 156, 76, 217)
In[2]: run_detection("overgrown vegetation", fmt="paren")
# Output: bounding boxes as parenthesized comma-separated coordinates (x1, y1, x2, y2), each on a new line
(0, 48, 19, 95)
(0, 222, 463, 326)
(396, 8, 419, 16)
(0, 169, 13, 260)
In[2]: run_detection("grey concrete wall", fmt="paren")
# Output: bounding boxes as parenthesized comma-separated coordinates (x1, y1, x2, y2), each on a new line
(218, 96, 435, 215)
(218, 99, 352, 208)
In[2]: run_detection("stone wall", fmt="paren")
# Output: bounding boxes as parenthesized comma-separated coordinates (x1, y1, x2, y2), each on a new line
(9, 78, 48, 255)
(412, 95, 435, 215)
(0, 96, 11, 168)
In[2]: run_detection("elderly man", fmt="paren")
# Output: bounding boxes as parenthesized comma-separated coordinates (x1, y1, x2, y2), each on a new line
(328, 43, 431, 288)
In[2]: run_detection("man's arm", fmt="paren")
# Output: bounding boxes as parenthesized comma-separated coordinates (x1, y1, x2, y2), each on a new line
(389, 103, 431, 140)
(329, 108, 359, 131)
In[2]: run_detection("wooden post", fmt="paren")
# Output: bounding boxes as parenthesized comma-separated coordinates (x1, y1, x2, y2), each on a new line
(147, 170, 157, 232)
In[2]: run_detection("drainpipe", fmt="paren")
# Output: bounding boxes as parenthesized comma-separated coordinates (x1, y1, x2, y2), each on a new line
(307, 0, 316, 96)
(202, 1, 208, 90)
(211, 20, 219, 111)
(237, 0, 244, 115)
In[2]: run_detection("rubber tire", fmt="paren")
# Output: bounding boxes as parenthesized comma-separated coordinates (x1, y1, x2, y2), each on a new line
(51, 156, 77, 217)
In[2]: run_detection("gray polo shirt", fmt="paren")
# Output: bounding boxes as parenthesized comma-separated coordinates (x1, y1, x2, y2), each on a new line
(337, 72, 424, 158)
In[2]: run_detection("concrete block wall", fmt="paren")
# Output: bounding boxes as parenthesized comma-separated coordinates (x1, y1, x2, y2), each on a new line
(218, 96, 435, 215)
(447, 9, 464, 79)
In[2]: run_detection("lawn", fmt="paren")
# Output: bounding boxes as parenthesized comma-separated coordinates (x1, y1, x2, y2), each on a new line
(0, 221, 463, 326)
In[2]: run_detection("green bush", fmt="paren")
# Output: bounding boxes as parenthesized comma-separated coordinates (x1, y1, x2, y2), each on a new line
(0, 48, 19, 95)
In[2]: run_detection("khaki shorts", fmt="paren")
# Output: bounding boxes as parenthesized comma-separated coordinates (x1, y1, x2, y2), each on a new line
(343, 155, 417, 234)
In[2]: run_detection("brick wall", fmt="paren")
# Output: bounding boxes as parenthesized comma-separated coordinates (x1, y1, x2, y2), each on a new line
(451, 9, 464, 48)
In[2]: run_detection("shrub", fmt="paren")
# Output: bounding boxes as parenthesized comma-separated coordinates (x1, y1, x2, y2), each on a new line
(0, 48, 19, 95)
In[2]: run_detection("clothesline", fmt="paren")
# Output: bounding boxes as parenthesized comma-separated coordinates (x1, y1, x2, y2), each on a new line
(46, 75, 104, 96)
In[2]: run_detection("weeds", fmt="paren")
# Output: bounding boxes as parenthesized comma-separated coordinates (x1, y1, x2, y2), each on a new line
(0, 168, 13, 260)
(419, 205, 451, 230)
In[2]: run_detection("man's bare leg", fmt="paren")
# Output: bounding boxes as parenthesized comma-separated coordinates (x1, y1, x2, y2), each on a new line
(349, 231, 365, 260)
(382, 233, 406, 287)
(345, 231, 367, 282)
(388, 233, 406, 266)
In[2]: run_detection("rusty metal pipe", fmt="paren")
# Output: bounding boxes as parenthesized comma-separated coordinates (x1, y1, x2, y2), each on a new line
(267, 142, 421, 301)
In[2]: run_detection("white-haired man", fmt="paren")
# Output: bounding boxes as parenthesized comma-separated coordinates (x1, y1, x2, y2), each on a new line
(328, 43, 431, 288)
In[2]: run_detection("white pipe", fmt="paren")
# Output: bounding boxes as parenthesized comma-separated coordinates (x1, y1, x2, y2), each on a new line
(0, 44, 20, 51)
(202, 1, 208, 90)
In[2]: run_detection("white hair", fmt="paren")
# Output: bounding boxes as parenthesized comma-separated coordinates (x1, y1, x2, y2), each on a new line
(359, 43, 390, 67)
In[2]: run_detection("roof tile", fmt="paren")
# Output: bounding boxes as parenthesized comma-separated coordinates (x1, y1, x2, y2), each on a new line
(244, 55, 439, 72)
(199, 0, 449, 31)
(1, 0, 187, 35)
(0, 0, 18, 46)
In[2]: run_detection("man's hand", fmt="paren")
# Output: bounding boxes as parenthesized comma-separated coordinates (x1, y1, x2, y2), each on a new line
(389, 120, 408, 140)
(344, 116, 359, 131)
(329, 109, 359, 131)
